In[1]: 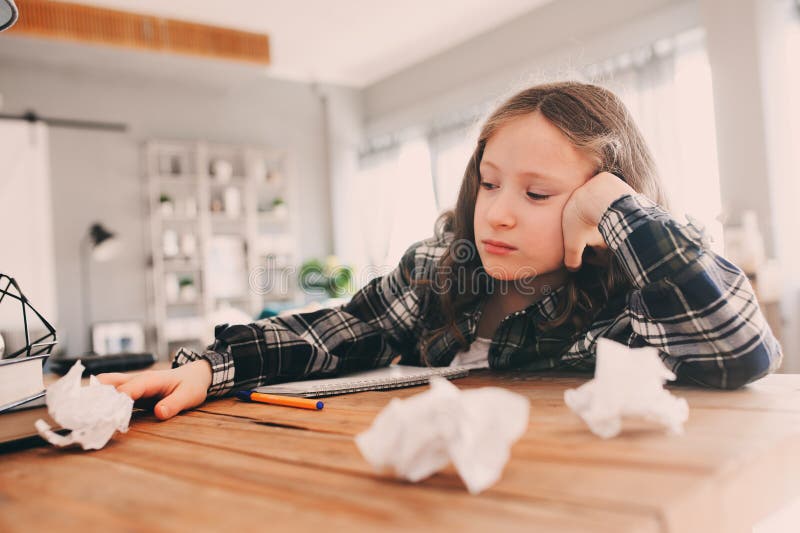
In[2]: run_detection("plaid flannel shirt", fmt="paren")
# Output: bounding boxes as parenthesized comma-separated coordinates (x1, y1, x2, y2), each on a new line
(174, 193, 783, 393)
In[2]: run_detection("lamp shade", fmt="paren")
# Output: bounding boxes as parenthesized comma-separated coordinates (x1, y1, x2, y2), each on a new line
(88, 223, 120, 262)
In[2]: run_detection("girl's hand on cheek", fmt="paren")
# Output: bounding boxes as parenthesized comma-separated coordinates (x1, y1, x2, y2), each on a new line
(96, 359, 213, 420)
(562, 172, 636, 271)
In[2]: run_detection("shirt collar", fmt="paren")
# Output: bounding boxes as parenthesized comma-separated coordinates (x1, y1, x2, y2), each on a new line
(530, 283, 567, 322)
(469, 281, 568, 326)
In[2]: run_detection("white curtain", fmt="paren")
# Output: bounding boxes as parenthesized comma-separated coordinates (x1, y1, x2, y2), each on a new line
(355, 149, 397, 272)
(760, 0, 800, 369)
(384, 139, 439, 266)
(355, 30, 725, 277)
(426, 32, 725, 256)
(355, 138, 439, 272)
(430, 127, 475, 213)
(592, 31, 725, 255)
(0, 120, 57, 347)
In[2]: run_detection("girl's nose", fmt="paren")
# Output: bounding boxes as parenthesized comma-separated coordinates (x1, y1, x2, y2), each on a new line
(485, 193, 516, 229)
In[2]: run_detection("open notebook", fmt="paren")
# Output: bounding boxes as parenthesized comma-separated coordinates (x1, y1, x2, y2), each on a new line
(253, 365, 472, 398)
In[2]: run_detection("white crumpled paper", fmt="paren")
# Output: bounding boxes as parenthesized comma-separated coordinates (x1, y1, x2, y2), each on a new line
(35, 360, 133, 450)
(355, 377, 530, 494)
(564, 338, 689, 439)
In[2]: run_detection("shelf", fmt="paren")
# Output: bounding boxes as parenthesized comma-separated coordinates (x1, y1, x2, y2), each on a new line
(261, 295, 301, 304)
(156, 174, 202, 183)
(257, 217, 290, 231)
(160, 216, 199, 223)
(256, 263, 293, 271)
(214, 295, 250, 302)
(166, 300, 202, 307)
(209, 178, 247, 188)
(165, 335, 204, 343)
(163, 256, 201, 265)
(147, 139, 296, 359)
(210, 213, 245, 222)
(163, 264, 202, 273)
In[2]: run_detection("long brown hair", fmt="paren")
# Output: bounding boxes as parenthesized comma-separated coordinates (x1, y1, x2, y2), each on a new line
(418, 81, 669, 362)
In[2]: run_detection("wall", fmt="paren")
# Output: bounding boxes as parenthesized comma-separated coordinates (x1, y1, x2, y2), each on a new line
(363, 0, 698, 135)
(0, 39, 350, 355)
(317, 85, 368, 273)
(357, 0, 796, 368)
(0, 121, 56, 355)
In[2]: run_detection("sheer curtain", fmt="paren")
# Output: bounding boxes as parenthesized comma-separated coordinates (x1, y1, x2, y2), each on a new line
(355, 138, 439, 271)
(354, 30, 724, 275)
(354, 149, 397, 272)
(426, 31, 724, 255)
(592, 30, 724, 254)
(430, 126, 475, 213)
(0, 120, 57, 340)
(383, 139, 439, 266)
(760, 0, 800, 369)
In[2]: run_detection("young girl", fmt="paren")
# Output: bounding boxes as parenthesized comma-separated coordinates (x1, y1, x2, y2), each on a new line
(99, 81, 783, 420)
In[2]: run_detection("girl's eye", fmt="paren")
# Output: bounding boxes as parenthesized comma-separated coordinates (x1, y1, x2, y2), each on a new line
(479, 181, 498, 190)
(527, 192, 551, 201)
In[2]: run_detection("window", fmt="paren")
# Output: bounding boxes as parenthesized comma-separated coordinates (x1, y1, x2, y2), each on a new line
(759, 0, 800, 367)
(354, 138, 438, 270)
(430, 127, 475, 212)
(592, 30, 724, 254)
(356, 30, 726, 270)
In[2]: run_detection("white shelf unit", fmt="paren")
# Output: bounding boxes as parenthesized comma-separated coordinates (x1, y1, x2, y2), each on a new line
(144, 140, 302, 360)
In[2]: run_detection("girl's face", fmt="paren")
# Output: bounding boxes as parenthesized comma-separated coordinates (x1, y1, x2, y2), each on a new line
(474, 111, 597, 280)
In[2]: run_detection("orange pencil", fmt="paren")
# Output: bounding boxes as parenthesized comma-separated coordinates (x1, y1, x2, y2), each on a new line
(236, 390, 324, 410)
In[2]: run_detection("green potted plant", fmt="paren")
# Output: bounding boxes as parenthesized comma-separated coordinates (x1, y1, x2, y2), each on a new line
(159, 193, 174, 217)
(299, 256, 353, 299)
(271, 197, 288, 221)
(178, 275, 197, 302)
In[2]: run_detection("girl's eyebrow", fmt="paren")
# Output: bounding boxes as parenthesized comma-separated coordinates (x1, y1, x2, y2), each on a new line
(479, 159, 558, 182)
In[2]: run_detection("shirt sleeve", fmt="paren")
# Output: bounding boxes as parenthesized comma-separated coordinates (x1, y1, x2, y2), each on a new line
(567, 193, 783, 389)
(172, 241, 429, 397)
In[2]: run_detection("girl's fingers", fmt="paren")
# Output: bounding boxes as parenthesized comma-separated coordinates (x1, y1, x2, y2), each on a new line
(116, 371, 176, 402)
(562, 210, 588, 271)
(96, 373, 133, 387)
(154, 382, 203, 420)
(564, 241, 585, 271)
(563, 195, 609, 271)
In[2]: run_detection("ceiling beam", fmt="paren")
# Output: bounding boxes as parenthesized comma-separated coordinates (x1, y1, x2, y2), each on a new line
(7, 0, 270, 65)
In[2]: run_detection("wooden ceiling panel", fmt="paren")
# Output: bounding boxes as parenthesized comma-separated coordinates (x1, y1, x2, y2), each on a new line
(7, 0, 270, 65)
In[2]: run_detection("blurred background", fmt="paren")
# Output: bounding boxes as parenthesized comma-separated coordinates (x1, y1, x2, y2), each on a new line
(0, 0, 797, 369)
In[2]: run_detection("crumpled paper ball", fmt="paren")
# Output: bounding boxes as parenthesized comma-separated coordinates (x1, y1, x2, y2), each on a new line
(35, 360, 133, 450)
(564, 338, 689, 439)
(355, 377, 530, 494)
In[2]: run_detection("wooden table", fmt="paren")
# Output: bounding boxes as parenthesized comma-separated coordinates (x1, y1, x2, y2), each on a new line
(2, 371, 799, 532)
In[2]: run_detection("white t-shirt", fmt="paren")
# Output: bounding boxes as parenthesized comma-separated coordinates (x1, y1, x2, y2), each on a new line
(449, 336, 492, 369)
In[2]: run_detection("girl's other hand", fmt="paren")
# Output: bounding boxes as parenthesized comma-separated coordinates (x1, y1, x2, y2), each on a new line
(96, 359, 213, 420)
(562, 172, 636, 271)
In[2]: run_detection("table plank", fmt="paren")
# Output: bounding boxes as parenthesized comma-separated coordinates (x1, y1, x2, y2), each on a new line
(9, 370, 800, 532)
(0, 427, 660, 533)
(0, 446, 334, 532)
(140, 411, 706, 527)
(188, 373, 800, 531)
(196, 375, 800, 474)
(120, 411, 733, 532)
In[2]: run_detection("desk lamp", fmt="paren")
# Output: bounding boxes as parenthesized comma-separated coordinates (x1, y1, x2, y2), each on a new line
(81, 223, 120, 352)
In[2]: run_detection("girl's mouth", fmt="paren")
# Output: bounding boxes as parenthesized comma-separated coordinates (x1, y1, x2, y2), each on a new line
(482, 240, 517, 255)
